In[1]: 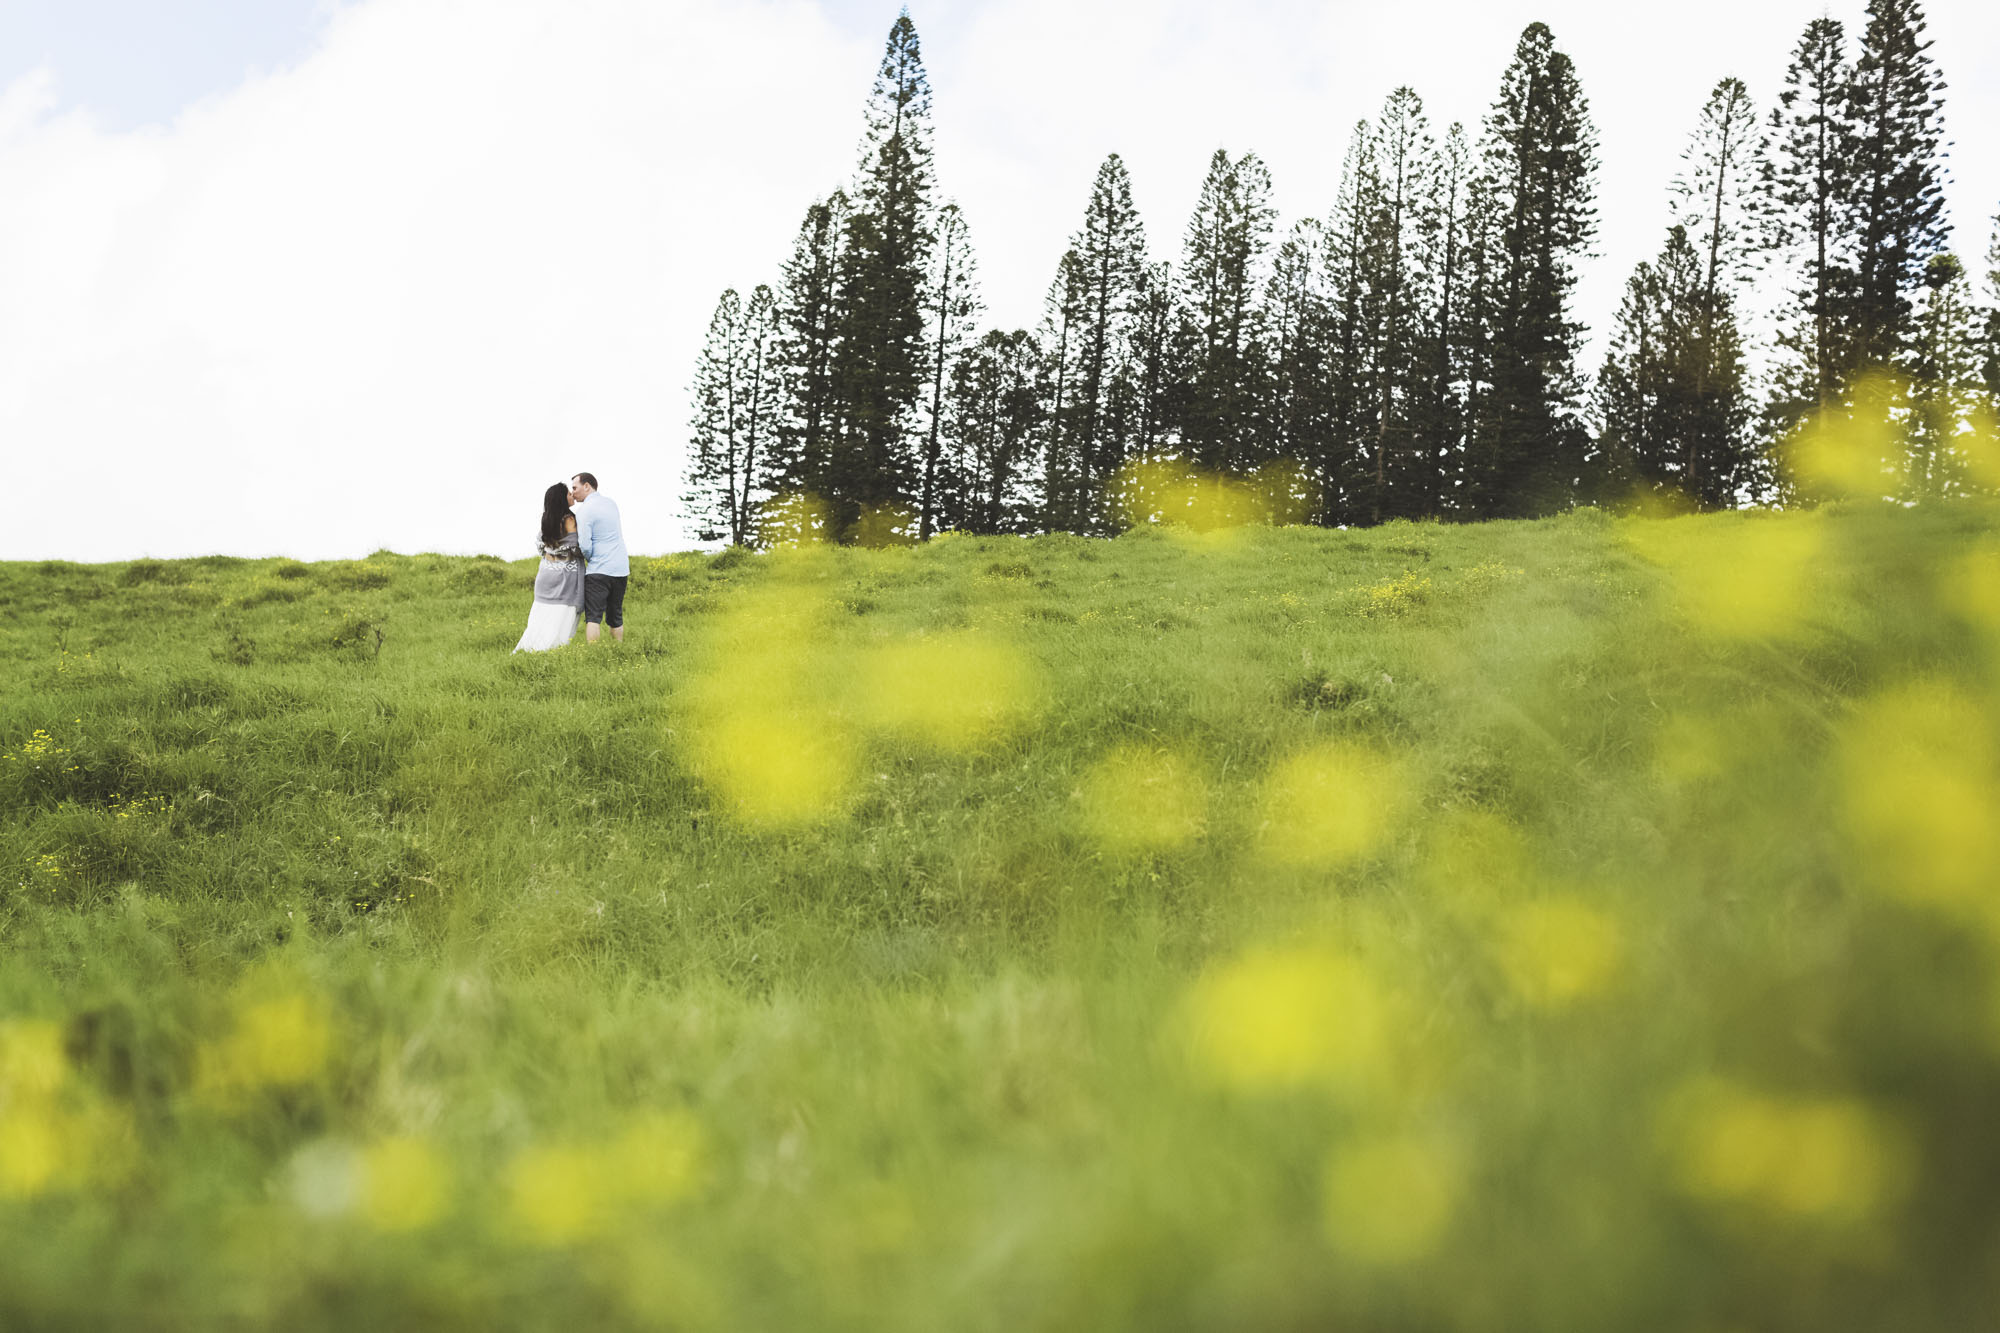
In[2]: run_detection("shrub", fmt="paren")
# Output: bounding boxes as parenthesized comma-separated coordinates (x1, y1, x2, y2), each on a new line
(321, 560, 391, 591)
(122, 558, 189, 586)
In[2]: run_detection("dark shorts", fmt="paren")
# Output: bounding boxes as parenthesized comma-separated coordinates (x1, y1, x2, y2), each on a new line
(583, 573, 627, 628)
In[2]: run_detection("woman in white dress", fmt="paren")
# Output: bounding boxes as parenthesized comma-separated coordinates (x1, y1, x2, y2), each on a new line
(512, 484, 586, 652)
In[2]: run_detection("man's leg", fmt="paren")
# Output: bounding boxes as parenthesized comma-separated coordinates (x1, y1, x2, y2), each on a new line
(583, 575, 607, 644)
(607, 576, 627, 642)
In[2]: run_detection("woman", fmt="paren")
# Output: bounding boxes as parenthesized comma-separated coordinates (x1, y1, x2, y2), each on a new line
(512, 483, 586, 652)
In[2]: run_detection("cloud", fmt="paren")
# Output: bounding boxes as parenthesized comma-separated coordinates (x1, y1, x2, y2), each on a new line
(2, 0, 869, 560)
(2, 0, 1995, 560)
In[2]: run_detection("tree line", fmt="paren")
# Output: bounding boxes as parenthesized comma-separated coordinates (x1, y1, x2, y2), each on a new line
(686, 2, 2000, 546)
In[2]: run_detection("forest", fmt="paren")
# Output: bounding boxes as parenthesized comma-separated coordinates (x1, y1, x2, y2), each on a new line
(682, 1, 1999, 546)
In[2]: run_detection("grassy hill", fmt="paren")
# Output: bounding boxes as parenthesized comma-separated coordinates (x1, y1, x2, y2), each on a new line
(3, 505, 1999, 1330)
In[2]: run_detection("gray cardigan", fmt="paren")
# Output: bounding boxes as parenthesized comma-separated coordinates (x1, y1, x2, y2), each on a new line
(532, 532, 586, 609)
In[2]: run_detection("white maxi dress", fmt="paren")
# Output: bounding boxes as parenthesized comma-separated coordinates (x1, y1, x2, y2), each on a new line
(512, 533, 585, 652)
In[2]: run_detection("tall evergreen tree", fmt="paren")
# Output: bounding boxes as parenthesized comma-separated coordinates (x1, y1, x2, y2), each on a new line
(1125, 261, 1188, 461)
(1264, 219, 1329, 465)
(1364, 88, 1438, 522)
(1906, 252, 1989, 499)
(918, 202, 982, 538)
(1412, 122, 1481, 515)
(1062, 155, 1149, 533)
(1322, 121, 1383, 522)
(825, 13, 937, 539)
(1595, 258, 1664, 495)
(1178, 149, 1277, 475)
(1763, 17, 1860, 424)
(1470, 22, 1601, 517)
(769, 193, 849, 504)
(1980, 207, 2000, 402)
(1673, 77, 1762, 350)
(1659, 77, 1762, 504)
(1595, 227, 1751, 507)
(685, 288, 780, 547)
(1037, 248, 1089, 529)
(945, 329, 1043, 533)
(1847, 0, 1951, 373)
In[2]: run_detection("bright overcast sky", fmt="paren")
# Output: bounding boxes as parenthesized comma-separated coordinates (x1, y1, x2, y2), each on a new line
(3, 0, 1996, 561)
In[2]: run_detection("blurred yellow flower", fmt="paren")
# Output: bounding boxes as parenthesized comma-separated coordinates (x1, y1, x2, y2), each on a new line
(1078, 746, 1207, 854)
(1422, 810, 1533, 908)
(857, 632, 1037, 752)
(197, 992, 334, 1102)
(359, 1136, 452, 1232)
(1666, 1079, 1905, 1224)
(506, 1112, 705, 1247)
(0, 1106, 63, 1197)
(1322, 1132, 1460, 1264)
(1493, 899, 1624, 1009)
(703, 712, 858, 827)
(1258, 743, 1408, 869)
(0, 1020, 67, 1100)
(1839, 682, 1998, 913)
(614, 1109, 705, 1204)
(684, 582, 862, 828)
(1785, 374, 1904, 499)
(1186, 945, 1396, 1095)
(506, 1144, 607, 1246)
(1624, 514, 1823, 640)
(759, 491, 832, 548)
(1113, 457, 1314, 536)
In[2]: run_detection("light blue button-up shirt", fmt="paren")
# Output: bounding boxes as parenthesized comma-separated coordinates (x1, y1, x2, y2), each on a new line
(574, 491, 629, 576)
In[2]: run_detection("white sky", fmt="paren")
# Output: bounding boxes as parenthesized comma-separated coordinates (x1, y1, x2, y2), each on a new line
(3, 0, 1996, 560)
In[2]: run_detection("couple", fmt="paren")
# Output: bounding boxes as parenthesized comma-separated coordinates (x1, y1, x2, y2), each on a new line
(513, 472, 628, 653)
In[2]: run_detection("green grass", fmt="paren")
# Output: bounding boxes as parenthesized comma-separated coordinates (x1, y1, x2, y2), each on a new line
(3, 505, 1999, 1330)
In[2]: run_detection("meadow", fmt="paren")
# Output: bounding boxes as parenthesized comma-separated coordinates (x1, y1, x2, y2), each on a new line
(3, 503, 1999, 1330)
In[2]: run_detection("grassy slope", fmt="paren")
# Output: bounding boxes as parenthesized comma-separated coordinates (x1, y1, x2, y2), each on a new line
(2, 506, 1998, 1331)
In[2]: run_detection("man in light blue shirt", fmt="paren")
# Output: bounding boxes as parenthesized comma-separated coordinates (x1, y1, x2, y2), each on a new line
(569, 472, 629, 644)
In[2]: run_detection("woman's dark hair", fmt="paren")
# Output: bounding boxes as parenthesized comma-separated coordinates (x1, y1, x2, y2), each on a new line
(540, 483, 573, 546)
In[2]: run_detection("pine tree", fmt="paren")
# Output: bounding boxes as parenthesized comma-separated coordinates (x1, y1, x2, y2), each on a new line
(1663, 77, 1761, 505)
(1412, 122, 1480, 515)
(1064, 154, 1149, 533)
(918, 202, 982, 538)
(1322, 121, 1382, 523)
(1847, 0, 1951, 373)
(1364, 88, 1437, 523)
(770, 192, 850, 505)
(1979, 207, 2000, 402)
(1763, 17, 1860, 425)
(825, 13, 937, 540)
(1906, 253, 1988, 498)
(1178, 149, 1277, 475)
(735, 286, 782, 537)
(1594, 259, 1663, 494)
(685, 289, 750, 544)
(1470, 22, 1601, 518)
(945, 329, 1043, 533)
(1036, 248, 1089, 530)
(1264, 219, 1329, 466)
(1673, 79, 1763, 318)
(1126, 261, 1187, 461)
(1595, 227, 1751, 507)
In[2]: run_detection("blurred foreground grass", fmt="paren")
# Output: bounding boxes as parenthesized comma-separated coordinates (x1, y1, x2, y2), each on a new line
(3, 504, 1999, 1330)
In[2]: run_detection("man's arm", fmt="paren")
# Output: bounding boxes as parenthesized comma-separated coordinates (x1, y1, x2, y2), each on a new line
(575, 501, 596, 564)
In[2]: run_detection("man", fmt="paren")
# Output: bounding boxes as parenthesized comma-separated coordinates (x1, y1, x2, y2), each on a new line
(569, 471, 629, 643)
